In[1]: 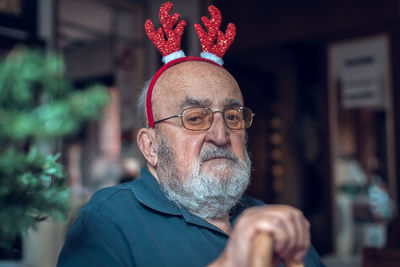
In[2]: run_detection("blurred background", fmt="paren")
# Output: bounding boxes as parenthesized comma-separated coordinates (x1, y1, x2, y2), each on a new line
(0, 0, 399, 266)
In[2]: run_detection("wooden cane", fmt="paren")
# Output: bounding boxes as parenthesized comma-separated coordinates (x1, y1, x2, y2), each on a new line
(250, 232, 304, 267)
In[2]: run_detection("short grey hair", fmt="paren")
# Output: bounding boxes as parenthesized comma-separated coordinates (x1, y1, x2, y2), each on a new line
(137, 79, 152, 128)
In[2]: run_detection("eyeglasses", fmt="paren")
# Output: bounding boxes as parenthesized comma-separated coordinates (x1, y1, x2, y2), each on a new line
(153, 106, 255, 131)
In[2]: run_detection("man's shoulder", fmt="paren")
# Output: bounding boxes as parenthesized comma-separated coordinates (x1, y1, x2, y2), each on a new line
(79, 182, 138, 218)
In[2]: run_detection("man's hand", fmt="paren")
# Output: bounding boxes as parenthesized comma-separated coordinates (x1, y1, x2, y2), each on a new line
(210, 205, 310, 267)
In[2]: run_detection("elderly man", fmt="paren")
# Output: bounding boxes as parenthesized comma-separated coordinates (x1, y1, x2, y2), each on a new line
(57, 63, 324, 267)
(58, 3, 325, 267)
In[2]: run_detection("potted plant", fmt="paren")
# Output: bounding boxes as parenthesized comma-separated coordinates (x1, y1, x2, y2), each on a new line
(0, 48, 109, 257)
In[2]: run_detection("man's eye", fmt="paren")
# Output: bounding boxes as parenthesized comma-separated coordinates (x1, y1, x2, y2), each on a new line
(225, 113, 240, 122)
(185, 113, 205, 124)
(188, 116, 202, 122)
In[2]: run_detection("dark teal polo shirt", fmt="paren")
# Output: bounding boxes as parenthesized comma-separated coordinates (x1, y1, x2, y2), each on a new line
(57, 166, 324, 267)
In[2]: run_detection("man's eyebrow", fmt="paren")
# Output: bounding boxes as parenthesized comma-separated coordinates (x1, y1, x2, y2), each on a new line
(223, 98, 243, 107)
(179, 97, 212, 110)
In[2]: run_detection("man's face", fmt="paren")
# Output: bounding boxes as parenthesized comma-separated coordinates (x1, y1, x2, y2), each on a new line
(152, 61, 248, 179)
(150, 61, 251, 219)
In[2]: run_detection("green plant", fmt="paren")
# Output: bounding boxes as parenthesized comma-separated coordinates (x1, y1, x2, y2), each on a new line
(0, 48, 109, 249)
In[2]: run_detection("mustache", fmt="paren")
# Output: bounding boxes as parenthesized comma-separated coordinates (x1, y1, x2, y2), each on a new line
(200, 146, 239, 164)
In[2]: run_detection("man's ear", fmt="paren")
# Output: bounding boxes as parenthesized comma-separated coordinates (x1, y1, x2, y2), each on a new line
(137, 128, 158, 167)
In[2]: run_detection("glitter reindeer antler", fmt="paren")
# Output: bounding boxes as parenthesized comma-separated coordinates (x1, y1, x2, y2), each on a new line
(194, 5, 236, 65)
(144, 3, 236, 128)
(145, 2, 187, 63)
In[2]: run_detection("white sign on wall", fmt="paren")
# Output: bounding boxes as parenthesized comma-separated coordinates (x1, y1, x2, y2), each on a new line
(331, 35, 389, 109)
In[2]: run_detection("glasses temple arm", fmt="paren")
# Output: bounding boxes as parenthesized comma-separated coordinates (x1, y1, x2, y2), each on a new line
(153, 114, 182, 124)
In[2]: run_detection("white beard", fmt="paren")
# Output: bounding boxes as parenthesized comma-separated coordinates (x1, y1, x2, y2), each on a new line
(156, 136, 251, 220)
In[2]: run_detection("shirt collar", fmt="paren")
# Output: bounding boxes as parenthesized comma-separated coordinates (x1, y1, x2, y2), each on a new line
(127, 166, 181, 216)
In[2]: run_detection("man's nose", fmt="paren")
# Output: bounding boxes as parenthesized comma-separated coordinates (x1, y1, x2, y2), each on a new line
(204, 112, 230, 146)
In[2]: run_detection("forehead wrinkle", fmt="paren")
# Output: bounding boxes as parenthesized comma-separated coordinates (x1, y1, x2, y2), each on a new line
(151, 68, 189, 117)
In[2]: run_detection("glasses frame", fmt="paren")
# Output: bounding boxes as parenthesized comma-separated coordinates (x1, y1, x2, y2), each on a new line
(153, 106, 255, 131)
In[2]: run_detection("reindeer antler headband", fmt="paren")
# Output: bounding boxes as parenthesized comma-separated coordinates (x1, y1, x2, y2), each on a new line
(144, 2, 236, 127)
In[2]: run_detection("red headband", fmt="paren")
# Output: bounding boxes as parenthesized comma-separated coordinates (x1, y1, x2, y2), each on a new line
(144, 2, 235, 128)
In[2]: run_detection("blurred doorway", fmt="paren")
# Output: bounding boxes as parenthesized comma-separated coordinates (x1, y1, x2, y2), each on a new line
(328, 34, 396, 258)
